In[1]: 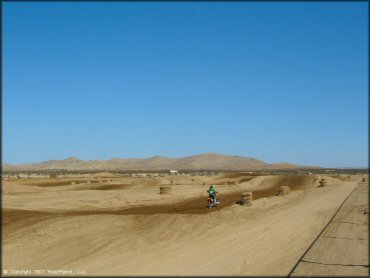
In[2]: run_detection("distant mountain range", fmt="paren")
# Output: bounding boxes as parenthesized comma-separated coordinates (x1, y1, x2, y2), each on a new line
(2, 153, 319, 171)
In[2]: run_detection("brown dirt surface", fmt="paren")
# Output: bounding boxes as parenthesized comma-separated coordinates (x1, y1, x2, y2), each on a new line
(2, 174, 366, 276)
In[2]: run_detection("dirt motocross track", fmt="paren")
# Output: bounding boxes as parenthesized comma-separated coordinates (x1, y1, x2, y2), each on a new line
(2, 174, 368, 276)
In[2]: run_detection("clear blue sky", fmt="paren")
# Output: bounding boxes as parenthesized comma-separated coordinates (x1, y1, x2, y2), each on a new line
(3, 2, 368, 168)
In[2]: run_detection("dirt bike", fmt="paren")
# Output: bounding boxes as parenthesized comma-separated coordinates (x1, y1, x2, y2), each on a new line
(207, 193, 221, 209)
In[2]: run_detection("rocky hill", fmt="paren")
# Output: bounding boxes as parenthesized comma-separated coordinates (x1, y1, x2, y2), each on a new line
(2, 153, 315, 171)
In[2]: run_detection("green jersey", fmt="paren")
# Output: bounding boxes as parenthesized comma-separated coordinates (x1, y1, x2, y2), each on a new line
(207, 187, 217, 195)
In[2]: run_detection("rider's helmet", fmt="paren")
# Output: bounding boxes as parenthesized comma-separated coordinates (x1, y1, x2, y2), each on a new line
(210, 184, 215, 189)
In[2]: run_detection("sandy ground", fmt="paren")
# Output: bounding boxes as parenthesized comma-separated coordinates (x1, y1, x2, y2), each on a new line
(291, 180, 369, 276)
(1, 173, 368, 276)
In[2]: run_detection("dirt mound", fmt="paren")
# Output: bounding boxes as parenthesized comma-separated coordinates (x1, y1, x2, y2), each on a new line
(2, 183, 47, 194)
(2, 209, 58, 239)
(88, 184, 132, 190)
(17, 179, 89, 187)
(220, 173, 260, 179)
(33, 180, 87, 187)
(245, 175, 316, 190)
(1, 182, 296, 225)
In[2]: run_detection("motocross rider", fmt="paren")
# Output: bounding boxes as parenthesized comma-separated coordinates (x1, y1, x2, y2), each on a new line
(207, 185, 218, 203)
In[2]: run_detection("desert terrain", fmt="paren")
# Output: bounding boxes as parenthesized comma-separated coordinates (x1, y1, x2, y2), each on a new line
(2, 172, 368, 276)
